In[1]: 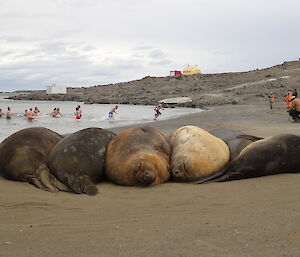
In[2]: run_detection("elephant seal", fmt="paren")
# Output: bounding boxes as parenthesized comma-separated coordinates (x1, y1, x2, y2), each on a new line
(48, 128, 116, 195)
(105, 126, 171, 186)
(194, 134, 300, 184)
(170, 126, 230, 182)
(0, 127, 69, 192)
(209, 128, 262, 160)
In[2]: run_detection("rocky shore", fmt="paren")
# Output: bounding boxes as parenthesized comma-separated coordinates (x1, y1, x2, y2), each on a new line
(9, 61, 300, 108)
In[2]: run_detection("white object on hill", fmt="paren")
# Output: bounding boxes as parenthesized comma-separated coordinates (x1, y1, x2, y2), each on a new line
(160, 97, 192, 104)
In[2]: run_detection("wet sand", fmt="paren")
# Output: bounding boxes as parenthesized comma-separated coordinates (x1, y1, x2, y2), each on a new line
(1, 102, 300, 257)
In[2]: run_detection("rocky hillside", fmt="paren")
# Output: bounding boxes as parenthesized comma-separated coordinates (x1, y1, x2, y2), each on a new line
(9, 61, 300, 108)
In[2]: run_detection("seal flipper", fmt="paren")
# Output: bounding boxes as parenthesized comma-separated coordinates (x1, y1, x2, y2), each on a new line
(192, 168, 228, 184)
(35, 165, 71, 192)
(26, 175, 58, 192)
(68, 175, 98, 196)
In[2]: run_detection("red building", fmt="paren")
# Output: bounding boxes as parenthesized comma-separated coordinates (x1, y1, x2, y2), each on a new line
(170, 70, 182, 76)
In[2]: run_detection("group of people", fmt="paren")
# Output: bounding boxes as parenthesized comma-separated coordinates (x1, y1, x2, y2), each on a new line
(268, 89, 300, 122)
(24, 107, 41, 120)
(0, 103, 165, 121)
(0, 107, 12, 119)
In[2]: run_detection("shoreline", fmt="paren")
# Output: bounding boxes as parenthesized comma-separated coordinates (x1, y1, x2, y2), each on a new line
(1, 101, 300, 256)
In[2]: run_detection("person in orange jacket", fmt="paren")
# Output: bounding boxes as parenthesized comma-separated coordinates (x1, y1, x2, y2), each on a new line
(268, 91, 275, 109)
(285, 91, 292, 108)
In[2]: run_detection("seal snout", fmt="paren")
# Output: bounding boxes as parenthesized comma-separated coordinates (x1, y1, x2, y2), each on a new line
(172, 170, 180, 177)
(136, 169, 156, 186)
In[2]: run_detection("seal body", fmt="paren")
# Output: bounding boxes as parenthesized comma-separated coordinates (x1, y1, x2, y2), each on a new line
(194, 134, 300, 183)
(170, 126, 230, 182)
(0, 127, 69, 192)
(209, 128, 262, 160)
(105, 126, 171, 186)
(48, 128, 116, 195)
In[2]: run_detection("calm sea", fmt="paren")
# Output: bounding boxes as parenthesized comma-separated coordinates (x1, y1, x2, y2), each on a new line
(0, 95, 203, 142)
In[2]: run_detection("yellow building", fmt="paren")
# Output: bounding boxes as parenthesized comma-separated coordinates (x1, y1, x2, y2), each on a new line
(182, 65, 202, 75)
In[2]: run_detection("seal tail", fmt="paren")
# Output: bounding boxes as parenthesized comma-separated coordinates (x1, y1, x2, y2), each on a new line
(192, 167, 229, 184)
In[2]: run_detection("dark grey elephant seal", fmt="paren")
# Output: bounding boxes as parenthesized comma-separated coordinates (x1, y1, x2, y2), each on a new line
(209, 128, 262, 160)
(48, 127, 116, 195)
(194, 134, 300, 184)
(0, 127, 69, 192)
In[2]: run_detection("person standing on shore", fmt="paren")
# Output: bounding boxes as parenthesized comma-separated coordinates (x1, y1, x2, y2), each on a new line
(268, 92, 275, 109)
(285, 91, 292, 109)
(0, 108, 4, 117)
(5, 107, 12, 119)
(292, 89, 298, 98)
(154, 102, 164, 120)
(108, 106, 118, 119)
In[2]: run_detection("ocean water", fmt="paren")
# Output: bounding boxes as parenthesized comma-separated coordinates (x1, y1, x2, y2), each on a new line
(0, 96, 203, 142)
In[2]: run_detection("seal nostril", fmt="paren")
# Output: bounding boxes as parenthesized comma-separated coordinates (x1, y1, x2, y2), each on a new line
(173, 171, 179, 176)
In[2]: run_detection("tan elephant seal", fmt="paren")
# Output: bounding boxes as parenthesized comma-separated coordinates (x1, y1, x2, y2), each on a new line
(48, 127, 116, 195)
(170, 125, 230, 182)
(105, 126, 171, 186)
(0, 127, 69, 192)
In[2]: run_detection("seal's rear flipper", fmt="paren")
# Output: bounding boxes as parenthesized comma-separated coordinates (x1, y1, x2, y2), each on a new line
(192, 169, 228, 184)
(68, 175, 98, 196)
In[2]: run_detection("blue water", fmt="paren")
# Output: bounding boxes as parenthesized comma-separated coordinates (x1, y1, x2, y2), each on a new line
(0, 95, 203, 142)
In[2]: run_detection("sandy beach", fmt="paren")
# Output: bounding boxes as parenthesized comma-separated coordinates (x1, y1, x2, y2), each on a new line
(1, 102, 299, 257)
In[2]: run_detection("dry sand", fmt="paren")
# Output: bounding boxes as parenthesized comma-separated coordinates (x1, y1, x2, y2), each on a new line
(1, 102, 300, 257)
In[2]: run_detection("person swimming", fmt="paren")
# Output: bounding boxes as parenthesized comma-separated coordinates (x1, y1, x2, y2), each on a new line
(75, 107, 81, 119)
(77, 105, 82, 118)
(34, 107, 41, 116)
(5, 107, 12, 119)
(0, 108, 4, 117)
(108, 106, 118, 119)
(51, 108, 62, 118)
(27, 108, 35, 121)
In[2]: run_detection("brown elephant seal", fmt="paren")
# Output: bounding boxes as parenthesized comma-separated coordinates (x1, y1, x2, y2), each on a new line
(105, 126, 171, 186)
(194, 134, 300, 184)
(209, 128, 262, 160)
(170, 126, 230, 182)
(0, 127, 69, 192)
(48, 128, 116, 195)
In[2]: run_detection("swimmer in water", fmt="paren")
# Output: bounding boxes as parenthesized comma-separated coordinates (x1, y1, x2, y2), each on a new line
(108, 105, 118, 119)
(77, 105, 82, 118)
(34, 107, 41, 116)
(0, 108, 4, 118)
(75, 107, 81, 119)
(5, 107, 12, 119)
(27, 108, 35, 121)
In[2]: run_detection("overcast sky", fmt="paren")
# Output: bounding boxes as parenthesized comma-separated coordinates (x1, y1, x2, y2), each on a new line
(0, 0, 299, 91)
